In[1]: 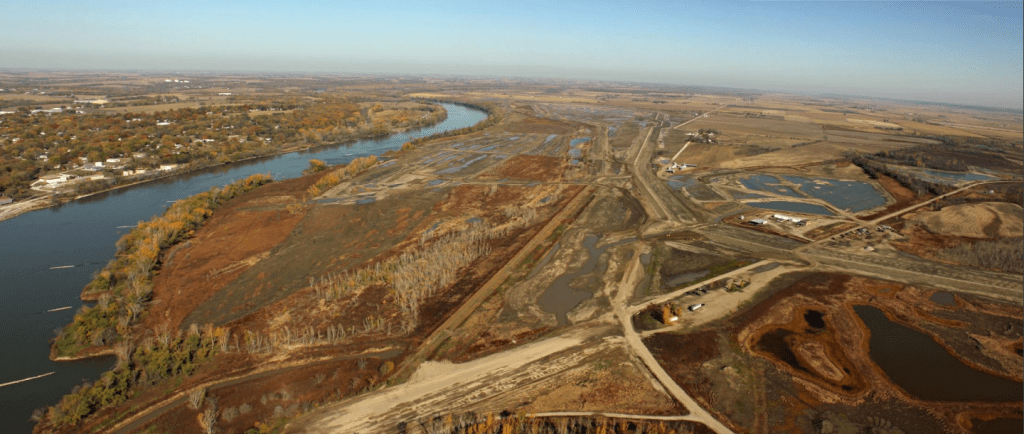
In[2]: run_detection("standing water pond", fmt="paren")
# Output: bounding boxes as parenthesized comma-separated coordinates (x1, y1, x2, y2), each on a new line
(782, 175, 886, 212)
(537, 236, 632, 325)
(854, 305, 1022, 402)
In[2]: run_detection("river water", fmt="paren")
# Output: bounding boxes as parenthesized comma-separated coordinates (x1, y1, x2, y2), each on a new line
(0, 104, 486, 432)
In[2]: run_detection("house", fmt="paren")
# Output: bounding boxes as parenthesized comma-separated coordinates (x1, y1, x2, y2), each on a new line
(159, 164, 178, 171)
(105, 158, 122, 164)
(123, 169, 148, 176)
(39, 175, 65, 186)
(749, 219, 767, 225)
(0, 196, 12, 206)
(89, 174, 105, 181)
(156, 121, 171, 126)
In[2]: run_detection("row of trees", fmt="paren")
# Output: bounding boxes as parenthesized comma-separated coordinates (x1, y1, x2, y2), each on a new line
(851, 156, 954, 197)
(307, 205, 540, 334)
(403, 413, 712, 434)
(404, 100, 502, 150)
(303, 155, 379, 198)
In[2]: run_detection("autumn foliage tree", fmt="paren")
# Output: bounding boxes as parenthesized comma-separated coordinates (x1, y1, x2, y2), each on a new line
(54, 174, 273, 358)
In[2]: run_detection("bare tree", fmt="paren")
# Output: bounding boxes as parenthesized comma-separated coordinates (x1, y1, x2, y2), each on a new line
(188, 388, 206, 410)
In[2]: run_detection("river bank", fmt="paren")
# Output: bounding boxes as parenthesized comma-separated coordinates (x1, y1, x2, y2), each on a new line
(0, 103, 485, 434)
(0, 115, 449, 225)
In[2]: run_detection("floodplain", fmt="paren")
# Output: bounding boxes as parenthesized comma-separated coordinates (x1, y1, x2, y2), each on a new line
(5, 75, 1021, 434)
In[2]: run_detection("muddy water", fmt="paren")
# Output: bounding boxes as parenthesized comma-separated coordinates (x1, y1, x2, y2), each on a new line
(756, 329, 806, 373)
(804, 310, 826, 329)
(663, 270, 709, 288)
(0, 103, 486, 433)
(854, 305, 1022, 402)
(929, 291, 956, 306)
(971, 418, 1024, 434)
(537, 236, 630, 325)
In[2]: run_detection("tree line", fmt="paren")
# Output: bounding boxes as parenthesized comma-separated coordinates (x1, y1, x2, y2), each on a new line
(401, 413, 713, 434)
(402, 100, 502, 151)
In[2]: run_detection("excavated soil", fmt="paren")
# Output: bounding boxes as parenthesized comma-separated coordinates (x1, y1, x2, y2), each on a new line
(648, 272, 1023, 434)
(480, 154, 567, 181)
(903, 202, 1023, 238)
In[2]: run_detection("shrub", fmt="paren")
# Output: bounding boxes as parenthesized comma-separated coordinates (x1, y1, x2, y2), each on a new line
(379, 361, 395, 376)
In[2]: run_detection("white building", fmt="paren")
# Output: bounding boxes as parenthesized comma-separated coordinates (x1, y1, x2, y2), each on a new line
(772, 214, 804, 223)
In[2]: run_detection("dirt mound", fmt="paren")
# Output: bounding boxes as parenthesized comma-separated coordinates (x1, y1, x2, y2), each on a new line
(907, 202, 1023, 238)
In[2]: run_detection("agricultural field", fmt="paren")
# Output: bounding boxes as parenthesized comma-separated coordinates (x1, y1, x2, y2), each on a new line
(18, 75, 1022, 434)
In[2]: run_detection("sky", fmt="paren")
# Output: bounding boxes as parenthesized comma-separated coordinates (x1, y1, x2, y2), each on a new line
(1, 1, 1021, 109)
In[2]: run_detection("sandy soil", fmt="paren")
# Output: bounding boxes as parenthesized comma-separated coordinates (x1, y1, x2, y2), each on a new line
(287, 327, 603, 433)
(904, 202, 1023, 238)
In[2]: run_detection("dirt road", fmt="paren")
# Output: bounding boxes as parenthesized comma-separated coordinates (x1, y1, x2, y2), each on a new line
(610, 247, 737, 434)
(287, 327, 608, 433)
(391, 185, 594, 380)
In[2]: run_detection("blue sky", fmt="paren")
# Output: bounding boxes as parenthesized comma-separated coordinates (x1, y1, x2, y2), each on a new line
(1, 1, 1021, 109)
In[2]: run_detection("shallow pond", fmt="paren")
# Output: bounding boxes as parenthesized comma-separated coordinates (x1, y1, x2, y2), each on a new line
(782, 175, 886, 212)
(537, 236, 631, 325)
(804, 310, 826, 329)
(739, 174, 802, 198)
(854, 305, 1022, 402)
(747, 201, 835, 216)
(929, 291, 956, 306)
(757, 329, 806, 373)
(666, 177, 722, 200)
(570, 137, 591, 147)
(662, 270, 709, 288)
(971, 418, 1023, 434)
(537, 235, 602, 326)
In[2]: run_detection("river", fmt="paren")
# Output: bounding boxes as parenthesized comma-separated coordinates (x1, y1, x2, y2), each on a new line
(0, 103, 487, 433)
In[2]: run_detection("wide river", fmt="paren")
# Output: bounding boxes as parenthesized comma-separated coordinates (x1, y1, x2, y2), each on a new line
(0, 103, 486, 432)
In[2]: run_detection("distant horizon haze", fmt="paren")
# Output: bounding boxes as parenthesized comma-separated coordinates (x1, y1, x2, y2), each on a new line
(1, 0, 1021, 109)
